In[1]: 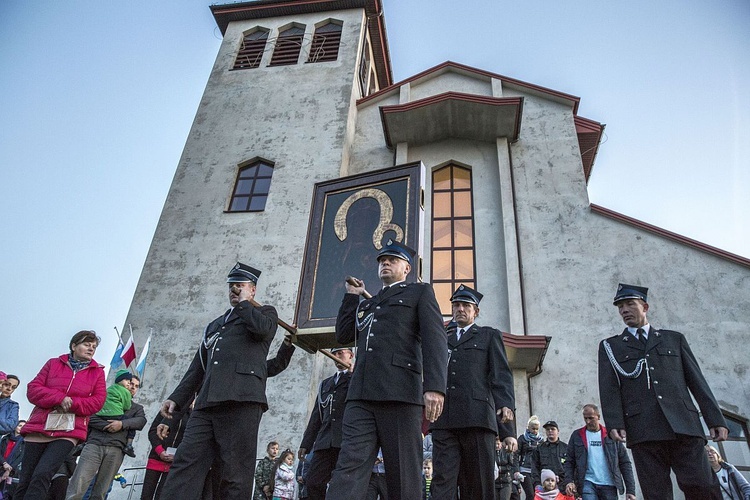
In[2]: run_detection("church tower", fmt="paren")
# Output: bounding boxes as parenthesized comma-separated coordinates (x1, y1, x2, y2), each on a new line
(123, 0, 392, 451)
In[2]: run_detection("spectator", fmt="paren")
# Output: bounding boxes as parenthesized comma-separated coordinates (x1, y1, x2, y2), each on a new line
(422, 459, 433, 500)
(66, 374, 146, 500)
(534, 469, 574, 500)
(0, 372, 20, 436)
(1, 419, 26, 498)
(562, 404, 635, 500)
(95, 369, 136, 457)
(254, 441, 279, 500)
(140, 401, 193, 500)
(14, 330, 107, 500)
(271, 449, 295, 500)
(706, 445, 750, 500)
(517, 415, 543, 499)
(531, 421, 567, 489)
(296, 451, 312, 500)
(495, 435, 520, 500)
(365, 449, 387, 500)
(422, 434, 433, 461)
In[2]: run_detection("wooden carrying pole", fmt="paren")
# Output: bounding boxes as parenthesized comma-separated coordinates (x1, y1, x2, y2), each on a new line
(248, 297, 351, 370)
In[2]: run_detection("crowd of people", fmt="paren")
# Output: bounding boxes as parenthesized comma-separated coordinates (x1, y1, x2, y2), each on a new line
(2, 247, 749, 500)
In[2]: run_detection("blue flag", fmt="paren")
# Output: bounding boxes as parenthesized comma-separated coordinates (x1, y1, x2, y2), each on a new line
(110, 342, 124, 369)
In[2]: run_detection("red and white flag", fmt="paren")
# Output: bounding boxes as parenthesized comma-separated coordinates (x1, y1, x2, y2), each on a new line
(120, 334, 136, 367)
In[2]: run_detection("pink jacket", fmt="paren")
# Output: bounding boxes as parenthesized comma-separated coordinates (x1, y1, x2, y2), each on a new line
(21, 355, 107, 441)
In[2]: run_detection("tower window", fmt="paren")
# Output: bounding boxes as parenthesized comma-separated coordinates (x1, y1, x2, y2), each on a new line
(232, 29, 269, 70)
(269, 26, 305, 66)
(228, 160, 274, 212)
(431, 164, 477, 314)
(308, 21, 342, 63)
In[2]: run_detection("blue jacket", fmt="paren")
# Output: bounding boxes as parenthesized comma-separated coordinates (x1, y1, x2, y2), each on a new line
(0, 397, 19, 435)
(563, 426, 635, 496)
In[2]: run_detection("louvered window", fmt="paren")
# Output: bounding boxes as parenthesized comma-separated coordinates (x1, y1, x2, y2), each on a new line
(228, 160, 274, 212)
(308, 22, 342, 63)
(269, 26, 305, 66)
(232, 30, 269, 70)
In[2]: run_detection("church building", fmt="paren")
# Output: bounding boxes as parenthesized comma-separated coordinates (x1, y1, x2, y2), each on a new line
(120, 0, 750, 492)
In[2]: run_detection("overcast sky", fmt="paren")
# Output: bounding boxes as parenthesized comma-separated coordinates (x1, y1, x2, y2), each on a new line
(1, 0, 748, 418)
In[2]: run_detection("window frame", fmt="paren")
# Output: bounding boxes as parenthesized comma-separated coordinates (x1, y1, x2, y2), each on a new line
(231, 28, 270, 70)
(269, 24, 306, 67)
(307, 20, 342, 63)
(226, 159, 275, 213)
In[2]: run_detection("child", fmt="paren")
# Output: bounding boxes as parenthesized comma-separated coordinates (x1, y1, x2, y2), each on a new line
(534, 469, 574, 500)
(271, 449, 296, 500)
(94, 369, 136, 457)
(422, 458, 433, 500)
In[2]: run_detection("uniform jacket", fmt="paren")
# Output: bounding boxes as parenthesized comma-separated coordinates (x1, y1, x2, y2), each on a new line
(300, 371, 351, 452)
(531, 439, 568, 487)
(169, 300, 278, 411)
(563, 425, 635, 496)
(430, 324, 515, 438)
(598, 328, 727, 447)
(336, 282, 448, 404)
(21, 355, 106, 442)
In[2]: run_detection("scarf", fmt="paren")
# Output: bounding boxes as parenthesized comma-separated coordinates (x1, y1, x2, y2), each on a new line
(524, 429, 543, 443)
(68, 354, 92, 373)
(535, 488, 560, 499)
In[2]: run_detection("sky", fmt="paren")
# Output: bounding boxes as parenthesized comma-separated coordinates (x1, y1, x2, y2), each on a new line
(1, 0, 748, 419)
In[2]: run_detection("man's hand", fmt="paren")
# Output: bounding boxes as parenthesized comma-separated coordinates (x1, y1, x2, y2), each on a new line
(160, 399, 176, 419)
(298, 447, 307, 461)
(156, 423, 170, 440)
(502, 436, 518, 453)
(565, 482, 576, 496)
(158, 450, 174, 463)
(103, 420, 124, 432)
(344, 277, 366, 296)
(710, 426, 729, 442)
(59, 396, 73, 412)
(497, 406, 514, 423)
(609, 428, 626, 442)
(424, 391, 444, 422)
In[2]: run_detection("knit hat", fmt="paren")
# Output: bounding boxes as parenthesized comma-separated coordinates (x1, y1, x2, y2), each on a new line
(115, 369, 133, 384)
(541, 469, 556, 483)
(0, 371, 6, 381)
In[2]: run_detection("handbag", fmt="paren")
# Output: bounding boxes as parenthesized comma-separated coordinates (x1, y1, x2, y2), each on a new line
(44, 411, 75, 431)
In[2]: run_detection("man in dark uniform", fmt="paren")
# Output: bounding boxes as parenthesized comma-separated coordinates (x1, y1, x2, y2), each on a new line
(298, 347, 354, 500)
(598, 283, 728, 500)
(158, 262, 278, 500)
(430, 284, 516, 500)
(531, 421, 567, 489)
(326, 240, 448, 500)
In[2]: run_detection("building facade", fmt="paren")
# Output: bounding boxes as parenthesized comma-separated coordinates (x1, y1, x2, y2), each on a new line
(118, 0, 750, 495)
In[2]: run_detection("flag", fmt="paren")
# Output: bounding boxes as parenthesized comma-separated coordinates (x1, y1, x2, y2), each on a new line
(136, 335, 151, 379)
(120, 334, 136, 367)
(110, 340, 125, 369)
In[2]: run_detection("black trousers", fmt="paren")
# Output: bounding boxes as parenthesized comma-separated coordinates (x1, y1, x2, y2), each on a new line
(366, 473, 388, 500)
(631, 435, 721, 500)
(326, 401, 422, 500)
(430, 427, 495, 500)
(159, 403, 263, 500)
(14, 440, 74, 500)
(306, 447, 341, 500)
(140, 469, 168, 500)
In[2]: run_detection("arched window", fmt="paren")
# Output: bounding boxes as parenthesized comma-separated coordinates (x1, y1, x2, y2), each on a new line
(269, 25, 305, 66)
(431, 164, 477, 315)
(308, 21, 342, 63)
(232, 29, 269, 70)
(228, 160, 274, 212)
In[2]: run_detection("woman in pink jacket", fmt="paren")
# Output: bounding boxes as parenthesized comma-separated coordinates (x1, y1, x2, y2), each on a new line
(14, 330, 107, 500)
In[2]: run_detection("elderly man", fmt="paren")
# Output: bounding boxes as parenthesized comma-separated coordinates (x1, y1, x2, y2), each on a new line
(430, 284, 516, 500)
(159, 262, 278, 500)
(598, 283, 728, 500)
(67, 375, 146, 500)
(299, 347, 354, 500)
(562, 404, 636, 500)
(326, 240, 448, 500)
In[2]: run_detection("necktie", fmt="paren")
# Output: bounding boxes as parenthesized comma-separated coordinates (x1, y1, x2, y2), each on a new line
(456, 328, 465, 341)
(636, 328, 647, 345)
(334, 372, 340, 384)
